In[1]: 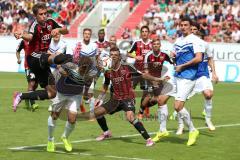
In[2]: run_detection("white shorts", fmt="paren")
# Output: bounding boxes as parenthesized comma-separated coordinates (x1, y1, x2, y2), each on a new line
(162, 78, 177, 97)
(175, 77, 196, 101)
(188, 76, 213, 99)
(51, 92, 82, 113)
(194, 76, 213, 92)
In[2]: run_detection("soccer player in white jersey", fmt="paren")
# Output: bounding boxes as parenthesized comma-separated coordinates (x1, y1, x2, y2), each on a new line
(47, 33, 67, 111)
(47, 56, 98, 152)
(172, 16, 204, 146)
(72, 28, 99, 111)
(175, 22, 218, 134)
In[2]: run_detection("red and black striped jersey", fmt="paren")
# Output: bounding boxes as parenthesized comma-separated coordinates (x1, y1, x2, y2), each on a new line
(110, 63, 142, 100)
(128, 39, 152, 71)
(16, 40, 31, 69)
(28, 18, 62, 53)
(144, 51, 172, 77)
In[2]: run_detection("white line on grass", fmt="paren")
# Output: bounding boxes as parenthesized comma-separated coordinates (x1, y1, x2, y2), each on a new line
(11, 148, 151, 160)
(8, 123, 240, 160)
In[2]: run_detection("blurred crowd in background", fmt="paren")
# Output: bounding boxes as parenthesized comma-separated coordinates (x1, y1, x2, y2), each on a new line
(0, 0, 239, 43)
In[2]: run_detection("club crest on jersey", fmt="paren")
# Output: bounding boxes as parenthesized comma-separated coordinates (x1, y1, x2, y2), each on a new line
(160, 56, 164, 60)
(47, 25, 52, 31)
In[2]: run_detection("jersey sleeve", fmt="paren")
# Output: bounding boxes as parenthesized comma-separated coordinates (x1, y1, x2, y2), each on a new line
(57, 41, 67, 54)
(192, 38, 205, 54)
(49, 18, 63, 29)
(128, 41, 137, 53)
(144, 51, 151, 69)
(28, 21, 37, 35)
(205, 42, 213, 58)
(16, 40, 24, 52)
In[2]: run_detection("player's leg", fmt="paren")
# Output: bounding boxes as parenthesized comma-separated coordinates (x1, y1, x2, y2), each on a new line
(61, 95, 82, 152)
(96, 116, 112, 141)
(47, 93, 66, 152)
(152, 95, 170, 142)
(202, 89, 215, 130)
(12, 64, 56, 111)
(175, 78, 199, 146)
(122, 99, 154, 147)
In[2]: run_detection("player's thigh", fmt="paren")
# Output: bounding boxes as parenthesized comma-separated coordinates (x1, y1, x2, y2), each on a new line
(175, 78, 195, 101)
(194, 76, 213, 93)
(38, 69, 55, 88)
(51, 92, 68, 113)
(102, 98, 120, 114)
(68, 94, 83, 113)
(119, 99, 136, 113)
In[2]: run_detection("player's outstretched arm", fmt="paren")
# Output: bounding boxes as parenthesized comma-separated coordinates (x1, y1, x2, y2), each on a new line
(14, 31, 33, 41)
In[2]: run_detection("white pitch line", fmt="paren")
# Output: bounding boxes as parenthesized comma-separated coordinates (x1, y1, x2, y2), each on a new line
(12, 148, 152, 160)
(8, 123, 240, 151)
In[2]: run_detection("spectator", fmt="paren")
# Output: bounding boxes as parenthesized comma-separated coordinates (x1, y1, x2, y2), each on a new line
(231, 26, 240, 43)
(3, 11, 13, 35)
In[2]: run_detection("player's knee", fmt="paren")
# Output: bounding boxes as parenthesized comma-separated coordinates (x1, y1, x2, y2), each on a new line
(203, 91, 213, 99)
(47, 90, 56, 99)
(51, 112, 59, 120)
(68, 115, 76, 124)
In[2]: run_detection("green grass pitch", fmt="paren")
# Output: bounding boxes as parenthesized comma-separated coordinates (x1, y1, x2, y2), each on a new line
(0, 72, 240, 160)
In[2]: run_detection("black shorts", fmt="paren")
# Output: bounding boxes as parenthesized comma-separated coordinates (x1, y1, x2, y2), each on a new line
(27, 55, 54, 88)
(25, 69, 36, 82)
(102, 98, 135, 114)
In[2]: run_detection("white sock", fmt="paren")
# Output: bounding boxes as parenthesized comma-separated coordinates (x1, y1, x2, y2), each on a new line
(178, 107, 195, 132)
(89, 97, 95, 111)
(177, 112, 184, 128)
(62, 121, 75, 138)
(204, 99, 212, 121)
(48, 116, 56, 141)
(158, 104, 168, 132)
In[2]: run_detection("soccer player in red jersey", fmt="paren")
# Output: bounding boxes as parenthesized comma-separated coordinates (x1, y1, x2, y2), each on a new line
(12, 3, 69, 112)
(127, 25, 153, 119)
(140, 38, 176, 142)
(77, 47, 168, 146)
(16, 38, 39, 111)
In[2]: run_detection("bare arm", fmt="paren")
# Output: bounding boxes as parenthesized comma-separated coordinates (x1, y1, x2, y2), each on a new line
(51, 27, 69, 37)
(14, 31, 33, 41)
(16, 51, 21, 64)
(175, 52, 202, 72)
(208, 57, 219, 83)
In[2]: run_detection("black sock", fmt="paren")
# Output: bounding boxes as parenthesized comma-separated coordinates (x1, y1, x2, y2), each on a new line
(139, 97, 145, 114)
(131, 119, 150, 140)
(30, 100, 35, 105)
(21, 90, 49, 100)
(97, 116, 109, 132)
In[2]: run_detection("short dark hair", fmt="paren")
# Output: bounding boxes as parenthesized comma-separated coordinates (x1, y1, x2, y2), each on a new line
(151, 37, 160, 43)
(191, 21, 200, 30)
(98, 28, 105, 34)
(83, 28, 92, 33)
(110, 47, 120, 53)
(140, 25, 150, 32)
(180, 16, 192, 25)
(78, 56, 93, 67)
(32, 3, 47, 15)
